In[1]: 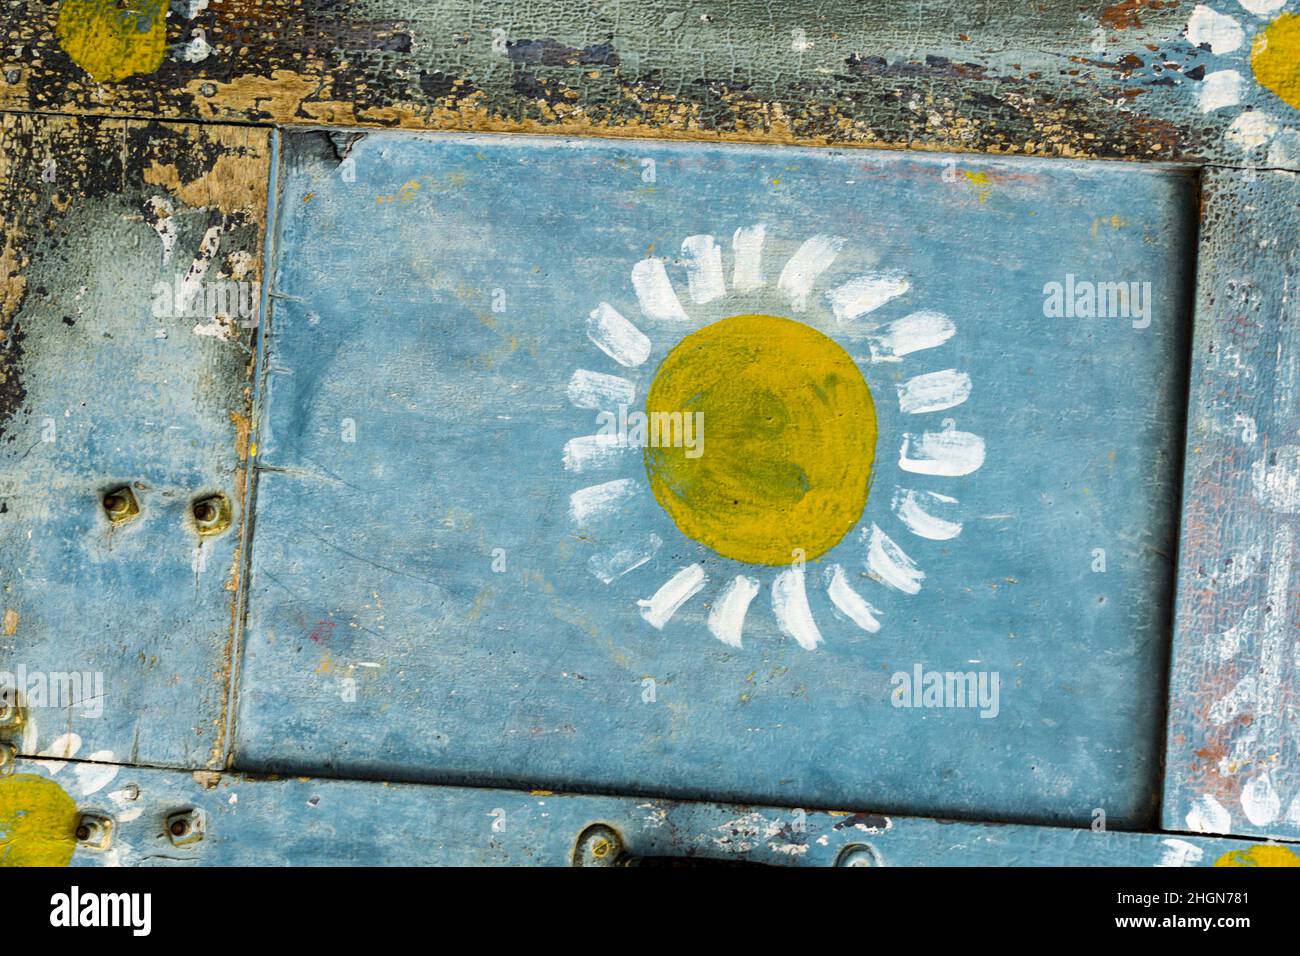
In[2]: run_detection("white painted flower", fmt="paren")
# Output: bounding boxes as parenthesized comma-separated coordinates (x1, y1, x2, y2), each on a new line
(565, 227, 983, 650)
(1186, 2, 1300, 165)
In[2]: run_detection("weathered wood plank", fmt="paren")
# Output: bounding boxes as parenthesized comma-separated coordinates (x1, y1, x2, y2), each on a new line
(0, 112, 271, 770)
(3, 756, 1297, 865)
(1163, 165, 1300, 842)
(1, 1, 1299, 165)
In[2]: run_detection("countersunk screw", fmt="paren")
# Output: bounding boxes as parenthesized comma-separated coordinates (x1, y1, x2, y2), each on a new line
(4, 69, 20, 85)
(573, 823, 625, 867)
(835, 843, 881, 867)
(190, 494, 231, 536)
(101, 486, 140, 523)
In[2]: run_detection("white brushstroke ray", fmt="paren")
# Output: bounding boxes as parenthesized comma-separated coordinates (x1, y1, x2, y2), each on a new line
(893, 489, 962, 541)
(865, 524, 925, 595)
(681, 235, 726, 304)
(732, 224, 766, 292)
(638, 564, 707, 629)
(587, 302, 651, 367)
(896, 369, 972, 414)
(827, 273, 910, 321)
(632, 258, 688, 321)
(588, 532, 662, 584)
(865, 310, 956, 362)
(708, 575, 761, 648)
(899, 421, 986, 477)
(567, 368, 635, 410)
(569, 479, 639, 524)
(771, 566, 823, 649)
(777, 234, 843, 312)
(824, 564, 882, 633)
(563, 433, 630, 473)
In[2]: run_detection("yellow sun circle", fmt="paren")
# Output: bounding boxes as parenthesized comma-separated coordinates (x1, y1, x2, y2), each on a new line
(1252, 12, 1300, 111)
(644, 313, 876, 566)
(0, 773, 79, 867)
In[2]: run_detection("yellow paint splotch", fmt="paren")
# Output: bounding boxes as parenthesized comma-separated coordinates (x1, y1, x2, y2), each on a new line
(56, 0, 169, 84)
(963, 171, 992, 203)
(1214, 844, 1300, 867)
(644, 314, 876, 565)
(1253, 13, 1300, 111)
(0, 774, 79, 867)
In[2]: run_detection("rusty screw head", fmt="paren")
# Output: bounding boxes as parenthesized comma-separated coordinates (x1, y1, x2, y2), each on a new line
(165, 808, 204, 846)
(573, 823, 625, 867)
(835, 843, 881, 867)
(190, 494, 230, 536)
(74, 812, 114, 850)
(101, 486, 140, 523)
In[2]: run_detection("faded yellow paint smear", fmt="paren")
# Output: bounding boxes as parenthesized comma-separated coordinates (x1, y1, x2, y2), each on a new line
(56, 0, 168, 84)
(1214, 844, 1300, 867)
(0, 774, 78, 867)
(1252, 13, 1300, 111)
(2, 609, 15, 636)
(644, 314, 876, 565)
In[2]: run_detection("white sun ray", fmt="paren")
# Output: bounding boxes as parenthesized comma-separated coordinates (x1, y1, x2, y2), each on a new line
(771, 565, 824, 649)
(864, 310, 956, 362)
(588, 532, 663, 584)
(778, 234, 844, 312)
(632, 258, 688, 321)
(639, 563, 707, 629)
(568, 368, 635, 410)
(731, 224, 766, 292)
(893, 489, 962, 541)
(865, 523, 925, 595)
(570, 478, 639, 524)
(896, 369, 972, 414)
(563, 433, 630, 473)
(899, 420, 986, 477)
(707, 574, 761, 648)
(827, 272, 910, 322)
(681, 235, 727, 304)
(587, 302, 651, 367)
(823, 564, 883, 633)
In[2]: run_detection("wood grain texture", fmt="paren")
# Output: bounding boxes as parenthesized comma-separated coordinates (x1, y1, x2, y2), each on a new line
(5, 756, 1297, 866)
(0, 112, 271, 770)
(1163, 166, 1300, 841)
(0, 0, 1298, 166)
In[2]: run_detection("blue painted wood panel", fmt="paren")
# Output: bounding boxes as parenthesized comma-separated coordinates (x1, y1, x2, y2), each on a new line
(5, 757, 1293, 867)
(1164, 166, 1300, 842)
(238, 131, 1196, 828)
(0, 114, 270, 771)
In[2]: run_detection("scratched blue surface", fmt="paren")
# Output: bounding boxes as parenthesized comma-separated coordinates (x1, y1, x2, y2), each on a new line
(238, 131, 1195, 827)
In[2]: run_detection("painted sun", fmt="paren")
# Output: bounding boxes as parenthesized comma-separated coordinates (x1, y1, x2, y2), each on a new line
(565, 227, 987, 650)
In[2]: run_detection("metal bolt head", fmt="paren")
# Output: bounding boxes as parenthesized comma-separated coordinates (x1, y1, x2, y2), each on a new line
(835, 843, 881, 867)
(0, 690, 24, 730)
(165, 808, 205, 846)
(191, 494, 231, 536)
(102, 486, 140, 523)
(573, 823, 625, 867)
(75, 812, 114, 850)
